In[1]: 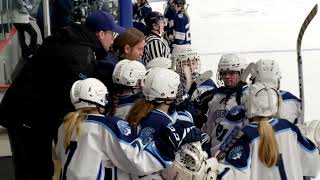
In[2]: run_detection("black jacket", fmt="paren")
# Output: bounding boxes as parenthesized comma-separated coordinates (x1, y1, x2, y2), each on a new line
(0, 23, 105, 129)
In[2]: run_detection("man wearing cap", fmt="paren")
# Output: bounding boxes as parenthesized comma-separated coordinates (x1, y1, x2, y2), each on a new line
(0, 11, 124, 180)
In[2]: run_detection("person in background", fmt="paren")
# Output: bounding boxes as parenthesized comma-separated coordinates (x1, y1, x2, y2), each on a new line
(13, 0, 39, 58)
(163, 0, 175, 48)
(96, 27, 145, 93)
(171, 0, 191, 48)
(37, 0, 72, 37)
(133, 0, 152, 34)
(143, 11, 171, 65)
(0, 11, 124, 180)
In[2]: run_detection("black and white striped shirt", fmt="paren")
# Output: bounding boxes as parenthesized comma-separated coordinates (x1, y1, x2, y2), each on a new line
(143, 32, 171, 64)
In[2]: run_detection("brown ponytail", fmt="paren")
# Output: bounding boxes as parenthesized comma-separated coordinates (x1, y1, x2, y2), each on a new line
(257, 117, 279, 167)
(127, 98, 155, 128)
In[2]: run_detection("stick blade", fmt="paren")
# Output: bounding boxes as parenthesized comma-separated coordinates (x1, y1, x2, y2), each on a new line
(297, 4, 318, 54)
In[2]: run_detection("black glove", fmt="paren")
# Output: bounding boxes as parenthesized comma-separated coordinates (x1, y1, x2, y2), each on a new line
(225, 105, 246, 122)
(156, 120, 202, 160)
(201, 132, 212, 157)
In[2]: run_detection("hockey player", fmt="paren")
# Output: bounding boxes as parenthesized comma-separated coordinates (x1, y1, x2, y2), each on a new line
(163, 0, 176, 47)
(171, 47, 217, 128)
(213, 82, 320, 180)
(171, 0, 191, 46)
(110, 60, 146, 119)
(143, 11, 171, 65)
(172, 47, 217, 94)
(133, 0, 152, 34)
(248, 59, 301, 124)
(127, 67, 203, 178)
(199, 54, 247, 155)
(56, 78, 202, 180)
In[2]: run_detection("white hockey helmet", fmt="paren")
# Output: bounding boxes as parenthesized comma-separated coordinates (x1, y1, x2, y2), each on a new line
(70, 78, 108, 110)
(142, 67, 180, 102)
(217, 54, 247, 85)
(173, 46, 201, 80)
(112, 60, 147, 87)
(251, 59, 282, 89)
(243, 82, 280, 119)
(146, 57, 173, 70)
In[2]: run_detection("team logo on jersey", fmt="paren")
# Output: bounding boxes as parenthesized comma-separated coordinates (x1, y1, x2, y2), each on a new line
(228, 146, 243, 160)
(117, 120, 131, 136)
(139, 127, 155, 145)
(213, 110, 226, 119)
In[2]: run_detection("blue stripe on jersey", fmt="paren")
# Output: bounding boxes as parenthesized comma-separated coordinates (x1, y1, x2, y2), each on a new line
(200, 79, 217, 89)
(118, 93, 142, 106)
(86, 115, 137, 143)
(86, 115, 171, 168)
(280, 90, 301, 102)
(176, 111, 194, 123)
(97, 161, 102, 180)
(244, 118, 316, 152)
(145, 142, 171, 168)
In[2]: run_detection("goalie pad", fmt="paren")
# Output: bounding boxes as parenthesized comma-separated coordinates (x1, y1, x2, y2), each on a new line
(161, 142, 218, 180)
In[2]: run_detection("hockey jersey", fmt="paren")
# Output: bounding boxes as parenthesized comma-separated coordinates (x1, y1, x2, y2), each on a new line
(56, 114, 171, 180)
(217, 118, 320, 180)
(279, 90, 301, 124)
(205, 86, 247, 133)
(114, 93, 142, 119)
(133, 2, 152, 34)
(164, 3, 176, 47)
(173, 12, 191, 45)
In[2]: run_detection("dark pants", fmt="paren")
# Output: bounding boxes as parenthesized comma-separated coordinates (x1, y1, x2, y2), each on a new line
(8, 125, 55, 180)
(13, 23, 38, 58)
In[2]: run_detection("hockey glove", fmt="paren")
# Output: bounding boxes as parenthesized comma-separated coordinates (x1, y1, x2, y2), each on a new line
(157, 120, 202, 160)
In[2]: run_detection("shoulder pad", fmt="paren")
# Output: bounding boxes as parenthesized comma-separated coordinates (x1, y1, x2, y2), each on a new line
(280, 90, 300, 101)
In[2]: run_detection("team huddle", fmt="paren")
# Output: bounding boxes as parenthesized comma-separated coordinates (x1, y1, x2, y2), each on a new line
(55, 45, 320, 180)
(1, 0, 319, 179)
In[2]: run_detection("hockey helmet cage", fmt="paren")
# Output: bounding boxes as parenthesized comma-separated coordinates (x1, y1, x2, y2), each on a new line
(243, 82, 280, 119)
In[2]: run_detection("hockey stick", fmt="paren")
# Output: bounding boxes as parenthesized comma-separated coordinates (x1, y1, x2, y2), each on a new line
(183, 66, 193, 93)
(215, 126, 244, 161)
(297, 4, 318, 124)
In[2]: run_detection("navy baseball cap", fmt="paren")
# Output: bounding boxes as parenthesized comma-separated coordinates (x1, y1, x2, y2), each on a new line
(85, 11, 125, 33)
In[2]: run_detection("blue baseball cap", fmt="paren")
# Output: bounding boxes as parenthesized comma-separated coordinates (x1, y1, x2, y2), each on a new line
(85, 11, 125, 33)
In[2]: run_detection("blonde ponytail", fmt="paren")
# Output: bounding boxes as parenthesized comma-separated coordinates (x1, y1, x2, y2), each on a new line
(258, 117, 279, 167)
(63, 108, 96, 149)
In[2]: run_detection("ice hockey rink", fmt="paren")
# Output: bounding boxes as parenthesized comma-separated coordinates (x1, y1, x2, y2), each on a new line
(0, 0, 319, 179)
(151, 0, 320, 123)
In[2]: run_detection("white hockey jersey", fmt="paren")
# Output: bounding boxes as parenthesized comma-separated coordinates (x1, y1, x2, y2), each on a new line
(114, 93, 142, 119)
(217, 118, 320, 180)
(56, 114, 171, 180)
(279, 90, 301, 124)
(204, 87, 247, 148)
